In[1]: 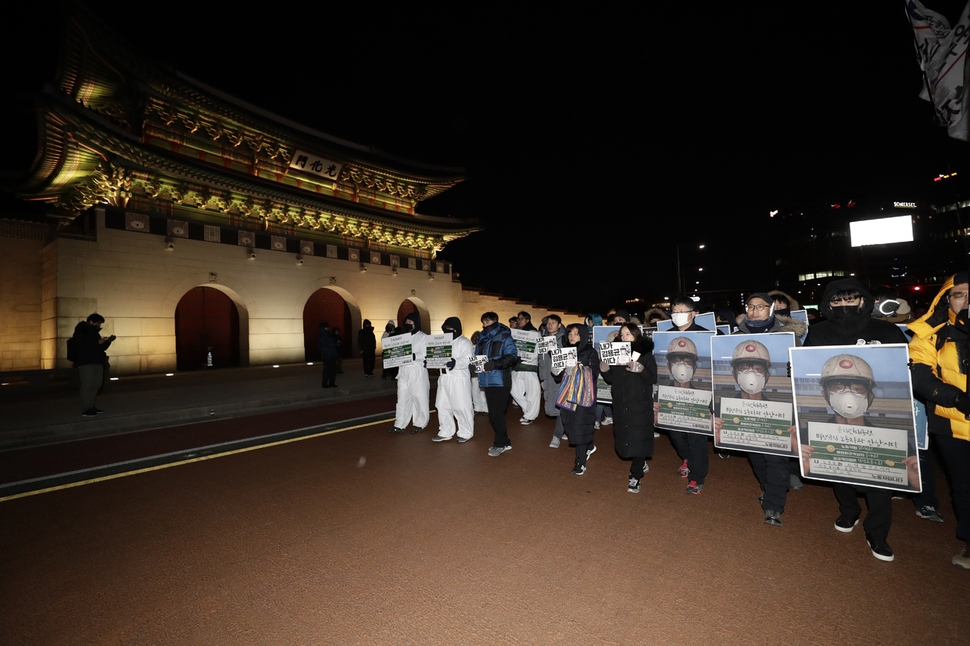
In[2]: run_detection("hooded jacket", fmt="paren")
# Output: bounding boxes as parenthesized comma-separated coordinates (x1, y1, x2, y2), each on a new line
(71, 321, 113, 366)
(358, 320, 376, 353)
(908, 274, 970, 441)
(476, 322, 518, 388)
(643, 307, 668, 325)
(538, 323, 566, 381)
(804, 278, 907, 347)
(735, 312, 807, 343)
(768, 289, 801, 313)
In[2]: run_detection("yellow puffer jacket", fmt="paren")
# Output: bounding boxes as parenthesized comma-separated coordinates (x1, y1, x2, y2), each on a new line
(908, 274, 969, 441)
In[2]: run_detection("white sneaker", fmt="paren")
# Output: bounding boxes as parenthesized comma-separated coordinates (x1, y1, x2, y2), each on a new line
(487, 445, 511, 457)
(594, 421, 600, 430)
(602, 416, 613, 426)
(549, 436, 561, 449)
(520, 417, 534, 425)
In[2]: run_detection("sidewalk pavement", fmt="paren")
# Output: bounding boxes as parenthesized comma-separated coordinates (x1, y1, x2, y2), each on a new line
(0, 360, 404, 451)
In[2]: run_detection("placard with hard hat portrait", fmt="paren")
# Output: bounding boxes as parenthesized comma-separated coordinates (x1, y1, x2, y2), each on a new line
(711, 333, 797, 457)
(789, 344, 921, 493)
(653, 330, 716, 435)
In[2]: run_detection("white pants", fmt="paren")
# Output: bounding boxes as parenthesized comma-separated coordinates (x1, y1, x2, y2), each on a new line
(435, 370, 475, 439)
(394, 364, 430, 429)
(510, 371, 541, 421)
(471, 376, 488, 413)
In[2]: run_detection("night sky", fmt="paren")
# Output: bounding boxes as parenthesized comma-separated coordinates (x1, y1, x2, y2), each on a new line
(8, 2, 970, 313)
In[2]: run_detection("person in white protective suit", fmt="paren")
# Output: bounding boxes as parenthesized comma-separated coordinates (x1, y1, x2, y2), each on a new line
(387, 312, 430, 434)
(510, 311, 542, 424)
(432, 316, 476, 442)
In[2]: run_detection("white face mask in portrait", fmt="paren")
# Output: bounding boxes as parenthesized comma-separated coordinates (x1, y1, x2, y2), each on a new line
(737, 369, 766, 395)
(829, 391, 869, 419)
(670, 363, 694, 384)
(671, 312, 691, 327)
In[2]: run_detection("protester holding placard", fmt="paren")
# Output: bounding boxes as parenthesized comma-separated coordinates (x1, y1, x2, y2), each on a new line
(387, 313, 430, 435)
(656, 335, 710, 494)
(538, 315, 567, 448)
(803, 278, 908, 562)
(713, 336, 794, 526)
(600, 324, 657, 493)
(431, 317, 475, 443)
(908, 272, 970, 569)
(476, 312, 519, 457)
(511, 311, 541, 425)
(665, 297, 715, 480)
(469, 331, 488, 414)
(733, 293, 805, 526)
(552, 323, 600, 476)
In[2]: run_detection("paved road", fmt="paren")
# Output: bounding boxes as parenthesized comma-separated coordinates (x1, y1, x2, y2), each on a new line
(2, 365, 969, 644)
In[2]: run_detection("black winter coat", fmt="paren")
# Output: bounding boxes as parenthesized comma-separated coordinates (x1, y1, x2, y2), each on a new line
(602, 338, 657, 459)
(804, 278, 907, 347)
(358, 327, 376, 353)
(72, 321, 112, 366)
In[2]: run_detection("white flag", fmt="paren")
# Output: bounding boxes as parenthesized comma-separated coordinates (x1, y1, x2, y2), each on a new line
(907, 0, 970, 140)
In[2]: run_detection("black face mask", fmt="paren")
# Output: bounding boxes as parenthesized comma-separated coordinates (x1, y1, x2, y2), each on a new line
(829, 305, 861, 320)
(774, 308, 791, 318)
(404, 322, 415, 331)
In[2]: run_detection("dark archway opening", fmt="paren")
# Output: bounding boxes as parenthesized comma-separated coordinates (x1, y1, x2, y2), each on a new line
(303, 288, 352, 361)
(175, 286, 240, 371)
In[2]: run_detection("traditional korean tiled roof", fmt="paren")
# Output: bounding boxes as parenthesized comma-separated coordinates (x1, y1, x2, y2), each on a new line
(8, 4, 476, 254)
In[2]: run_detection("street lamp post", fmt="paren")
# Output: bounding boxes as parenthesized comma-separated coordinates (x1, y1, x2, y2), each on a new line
(676, 243, 705, 294)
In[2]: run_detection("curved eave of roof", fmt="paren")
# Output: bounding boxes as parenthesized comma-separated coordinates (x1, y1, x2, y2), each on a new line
(21, 96, 479, 237)
(173, 73, 466, 183)
(56, 8, 465, 192)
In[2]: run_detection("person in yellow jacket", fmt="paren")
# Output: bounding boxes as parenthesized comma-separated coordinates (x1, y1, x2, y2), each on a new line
(909, 271, 970, 569)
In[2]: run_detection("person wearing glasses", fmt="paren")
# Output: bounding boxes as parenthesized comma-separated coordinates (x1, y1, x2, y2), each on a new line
(909, 272, 970, 569)
(719, 294, 806, 526)
(735, 293, 806, 337)
(669, 297, 708, 333)
(737, 293, 808, 493)
(803, 278, 908, 562)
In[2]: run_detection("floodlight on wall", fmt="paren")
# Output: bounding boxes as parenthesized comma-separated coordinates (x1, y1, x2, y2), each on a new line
(164, 237, 175, 251)
(296, 254, 304, 265)
(392, 268, 399, 276)
(248, 250, 257, 260)
(360, 262, 367, 273)
(428, 272, 435, 281)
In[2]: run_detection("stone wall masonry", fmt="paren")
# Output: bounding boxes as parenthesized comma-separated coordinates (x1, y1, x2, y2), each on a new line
(37, 211, 471, 375)
(4, 211, 583, 377)
(0, 237, 44, 370)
